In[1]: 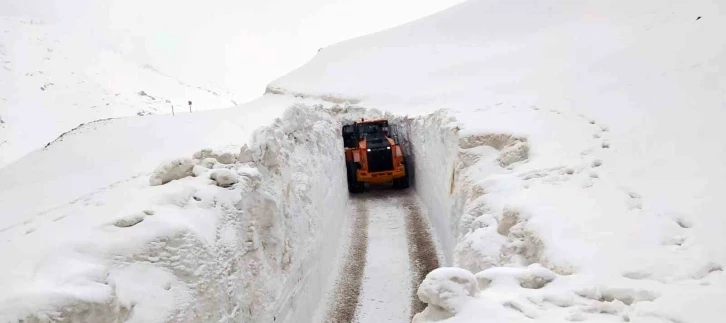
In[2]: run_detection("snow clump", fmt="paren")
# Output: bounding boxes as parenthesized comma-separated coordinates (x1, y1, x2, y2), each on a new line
(415, 267, 478, 321)
(210, 168, 239, 187)
(475, 263, 557, 290)
(149, 158, 194, 186)
(238, 144, 253, 163)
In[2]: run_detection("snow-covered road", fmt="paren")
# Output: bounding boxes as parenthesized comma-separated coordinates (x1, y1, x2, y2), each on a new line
(320, 189, 440, 323)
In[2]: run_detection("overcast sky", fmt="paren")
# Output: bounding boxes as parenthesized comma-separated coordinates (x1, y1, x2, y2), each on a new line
(2, 0, 465, 103)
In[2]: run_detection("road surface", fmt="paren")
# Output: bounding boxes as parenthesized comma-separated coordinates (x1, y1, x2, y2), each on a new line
(321, 189, 440, 323)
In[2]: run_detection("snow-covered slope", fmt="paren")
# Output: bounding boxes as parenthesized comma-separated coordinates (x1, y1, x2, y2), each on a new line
(0, 16, 237, 167)
(0, 0, 466, 167)
(269, 0, 726, 322)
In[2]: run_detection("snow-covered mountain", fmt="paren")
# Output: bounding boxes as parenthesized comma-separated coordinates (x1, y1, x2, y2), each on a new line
(0, 0, 465, 167)
(0, 16, 238, 167)
(1, 0, 725, 322)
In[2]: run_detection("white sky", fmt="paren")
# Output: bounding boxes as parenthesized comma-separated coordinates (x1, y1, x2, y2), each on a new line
(2, 0, 465, 103)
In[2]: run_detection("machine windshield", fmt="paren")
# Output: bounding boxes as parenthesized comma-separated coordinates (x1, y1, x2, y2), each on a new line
(358, 123, 383, 138)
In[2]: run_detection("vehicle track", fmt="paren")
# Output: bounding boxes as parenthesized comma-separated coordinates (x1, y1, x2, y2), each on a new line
(321, 189, 440, 323)
(402, 195, 440, 318)
(324, 199, 369, 323)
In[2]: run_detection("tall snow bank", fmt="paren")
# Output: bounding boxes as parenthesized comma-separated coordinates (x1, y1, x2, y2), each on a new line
(0, 104, 349, 323)
(398, 106, 726, 322)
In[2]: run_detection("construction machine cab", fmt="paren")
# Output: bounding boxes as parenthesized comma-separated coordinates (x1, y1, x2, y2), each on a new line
(343, 120, 389, 146)
(342, 118, 410, 193)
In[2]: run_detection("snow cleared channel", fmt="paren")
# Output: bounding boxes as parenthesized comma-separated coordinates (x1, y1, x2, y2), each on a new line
(0, 101, 445, 323)
(315, 189, 442, 323)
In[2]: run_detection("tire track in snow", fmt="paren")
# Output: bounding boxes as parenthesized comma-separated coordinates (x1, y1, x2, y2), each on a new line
(321, 190, 439, 322)
(403, 194, 440, 318)
(325, 199, 369, 323)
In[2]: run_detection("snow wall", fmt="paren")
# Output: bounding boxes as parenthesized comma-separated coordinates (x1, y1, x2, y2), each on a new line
(7, 104, 350, 323)
(393, 111, 459, 265)
(395, 110, 532, 271)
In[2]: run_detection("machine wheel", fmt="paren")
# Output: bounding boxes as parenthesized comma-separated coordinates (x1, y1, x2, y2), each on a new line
(394, 160, 411, 189)
(347, 162, 362, 193)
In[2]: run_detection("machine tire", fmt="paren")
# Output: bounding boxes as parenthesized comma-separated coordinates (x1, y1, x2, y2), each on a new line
(394, 160, 411, 189)
(347, 162, 362, 193)
(400, 162, 411, 189)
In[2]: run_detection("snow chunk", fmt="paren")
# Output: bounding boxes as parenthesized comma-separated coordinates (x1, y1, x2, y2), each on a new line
(475, 263, 557, 290)
(209, 168, 239, 188)
(417, 267, 478, 315)
(149, 158, 194, 186)
(238, 144, 253, 163)
(192, 148, 237, 165)
(498, 140, 529, 167)
(455, 214, 506, 272)
(199, 157, 218, 169)
(576, 285, 658, 305)
(113, 214, 145, 228)
(192, 148, 216, 160)
(192, 165, 209, 177)
(216, 152, 236, 164)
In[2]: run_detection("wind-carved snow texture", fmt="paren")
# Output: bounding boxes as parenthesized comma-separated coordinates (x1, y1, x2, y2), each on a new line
(1, 104, 349, 323)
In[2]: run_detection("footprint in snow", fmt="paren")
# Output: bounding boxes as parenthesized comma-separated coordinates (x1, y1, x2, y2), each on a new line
(662, 235, 687, 247)
(625, 191, 642, 210)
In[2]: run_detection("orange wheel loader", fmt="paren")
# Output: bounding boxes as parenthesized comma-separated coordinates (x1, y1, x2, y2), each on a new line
(342, 118, 410, 193)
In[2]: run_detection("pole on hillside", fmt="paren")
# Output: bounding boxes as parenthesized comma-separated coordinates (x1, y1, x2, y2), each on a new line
(188, 100, 192, 113)
(171, 104, 175, 116)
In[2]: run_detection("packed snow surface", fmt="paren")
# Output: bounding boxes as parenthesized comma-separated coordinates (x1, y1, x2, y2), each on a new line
(354, 196, 412, 322)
